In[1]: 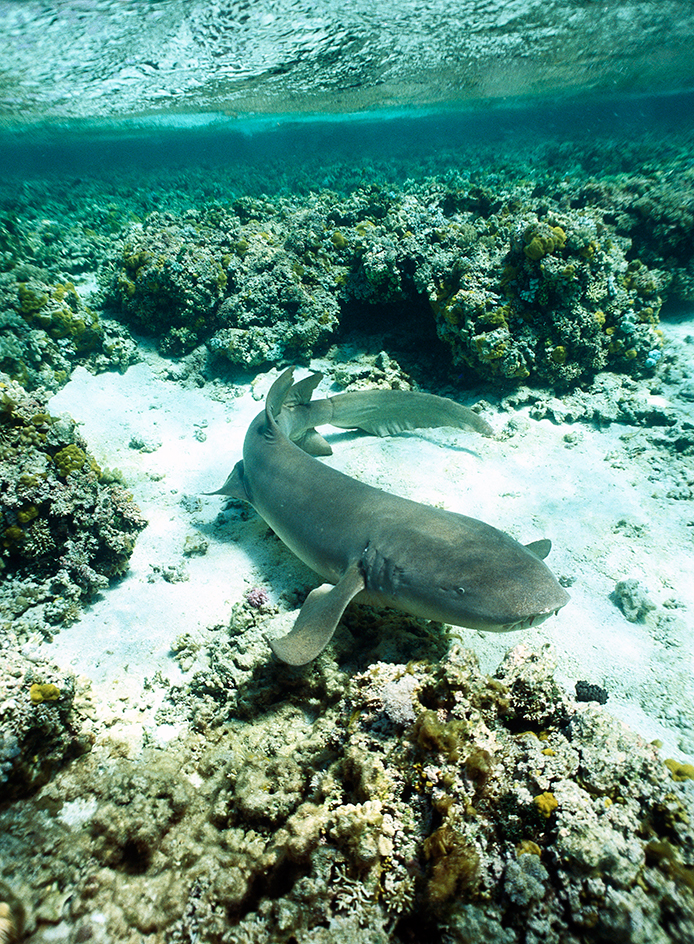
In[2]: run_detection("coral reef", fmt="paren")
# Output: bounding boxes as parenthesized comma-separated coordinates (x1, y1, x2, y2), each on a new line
(0, 648, 90, 801)
(420, 205, 663, 385)
(102, 204, 341, 362)
(572, 174, 694, 303)
(3, 124, 693, 393)
(0, 265, 138, 391)
(102, 211, 230, 356)
(1, 626, 692, 944)
(0, 375, 146, 636)
(98, 177, 673, 387)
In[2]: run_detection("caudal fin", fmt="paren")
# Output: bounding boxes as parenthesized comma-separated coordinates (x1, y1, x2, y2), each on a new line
(328, 388, 493, 438)
(266, 367, 493, 453)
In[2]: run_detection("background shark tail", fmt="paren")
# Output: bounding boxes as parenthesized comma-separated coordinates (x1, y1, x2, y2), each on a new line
(327, 388, 493, 438)
(267, 368, 493, 455)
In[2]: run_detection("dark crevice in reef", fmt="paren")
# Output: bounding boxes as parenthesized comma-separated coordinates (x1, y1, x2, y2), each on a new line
(235, 859, 310, 925)
(393, 913, 444, 943)
(334, 295, 467, 388)
(337, 295, 439, 347)
(118, 837, 153, 875)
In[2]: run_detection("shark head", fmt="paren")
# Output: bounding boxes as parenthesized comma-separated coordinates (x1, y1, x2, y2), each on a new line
(361, 519, 570, 634)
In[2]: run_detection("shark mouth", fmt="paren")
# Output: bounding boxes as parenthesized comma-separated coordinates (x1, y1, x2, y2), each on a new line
(500, 609, 562, 632)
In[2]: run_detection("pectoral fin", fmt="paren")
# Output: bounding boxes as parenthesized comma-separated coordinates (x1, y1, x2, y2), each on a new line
(205, 460, 249, 501)
(268, 560, 365, 666)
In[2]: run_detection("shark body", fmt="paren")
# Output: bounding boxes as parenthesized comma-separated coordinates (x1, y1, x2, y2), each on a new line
(211, 368, 569, 665)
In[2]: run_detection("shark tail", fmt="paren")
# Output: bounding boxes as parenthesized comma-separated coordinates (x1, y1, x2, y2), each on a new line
(327, 387, 493, 438)
(265, 368, 335, 455)
(265, 367, 493, 456)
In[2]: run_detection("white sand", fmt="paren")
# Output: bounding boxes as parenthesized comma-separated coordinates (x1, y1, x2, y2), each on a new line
(44, 327, 694, 760)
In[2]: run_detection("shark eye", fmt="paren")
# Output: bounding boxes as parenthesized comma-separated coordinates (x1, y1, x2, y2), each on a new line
(456, 587, 466, 595)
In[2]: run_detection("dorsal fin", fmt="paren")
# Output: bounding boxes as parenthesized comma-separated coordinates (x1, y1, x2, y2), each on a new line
(284, 371, 323, 408)
(265, 368, 296, 427)
(275, 370, 335, 444)
(524, 539, 552, 560)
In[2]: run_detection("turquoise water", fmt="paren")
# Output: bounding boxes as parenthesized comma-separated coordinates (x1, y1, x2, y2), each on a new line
(2, 0, 693, 196)
(2, 88, 693, 194)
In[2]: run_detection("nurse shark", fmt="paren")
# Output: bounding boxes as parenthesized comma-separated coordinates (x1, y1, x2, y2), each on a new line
(210, 368, 569, 665)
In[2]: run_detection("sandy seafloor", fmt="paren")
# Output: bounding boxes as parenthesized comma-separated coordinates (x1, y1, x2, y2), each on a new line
(43, 313, 694, 763)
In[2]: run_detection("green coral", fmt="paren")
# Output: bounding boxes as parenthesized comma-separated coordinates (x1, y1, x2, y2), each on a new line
(412, 709, 468, 763)
(523, 224, 567, 261)
(17, 504, 38, 523)
(533, 791, 559, 818)
(17, 282, 49, 313)
(0, 267, 126, 392)
(665, 759, 694, 782)
(29, 682, 61, 704)
(424, 824, 480, 904)
(18, 280, 103, 353)
(52, 444, 88, 478)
